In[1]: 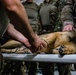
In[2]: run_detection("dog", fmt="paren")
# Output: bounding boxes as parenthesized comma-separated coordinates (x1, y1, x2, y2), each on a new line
(1, 31, 76, 55)
(1, 31, 76, 75)
(37, 31, 76, 55)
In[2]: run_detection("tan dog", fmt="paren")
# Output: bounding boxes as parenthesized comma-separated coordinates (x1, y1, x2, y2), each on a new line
(38, 31, 76, 54)
(1, 31, 76, 55)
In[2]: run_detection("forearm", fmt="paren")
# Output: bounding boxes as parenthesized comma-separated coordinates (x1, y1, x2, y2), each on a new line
(61, 4, 74, 26)
(6, 23, 29, 45)
(0, 0, 47, 50)
(1, 0, 36, 40)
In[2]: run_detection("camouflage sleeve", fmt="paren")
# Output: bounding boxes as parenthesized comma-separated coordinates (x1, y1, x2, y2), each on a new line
(38, 3, 43, 10)
(52, 0, 58, 5)
(61, 0, 74, 26)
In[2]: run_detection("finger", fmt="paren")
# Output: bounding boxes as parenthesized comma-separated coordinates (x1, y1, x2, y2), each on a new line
(43, 42, 47, 48)
(38, 44, 44, 50)
(25, 42, 31, 49)
(42, 40, 48, 48)
(69, 27, 73, 31)
(30, 46, 38, 53)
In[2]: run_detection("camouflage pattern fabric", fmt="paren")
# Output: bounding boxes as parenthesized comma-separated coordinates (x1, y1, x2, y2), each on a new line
(61, 0, 76, 72)
(53, 0, 66, 31)
(40, 62, 54, 75)
(0, 3, 9, 37)
(0, 39, 31, 75)
(39, 2, 58, 74)
(61, 0, 76, 27)
(55, 0, 73, 75)
(39, 2, 58, 32)
(57, 63, 71, 75)
(22, 1, 41, 34)
(39, 1, 72, 75)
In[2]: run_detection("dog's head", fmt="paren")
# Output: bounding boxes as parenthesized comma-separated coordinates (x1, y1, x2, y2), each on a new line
(68, 31, 76, 42)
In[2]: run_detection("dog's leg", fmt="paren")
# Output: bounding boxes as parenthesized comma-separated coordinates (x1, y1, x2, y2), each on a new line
(53, 43, 76, 54)
(40, 32, 57, 45)
(61, 44, 76, 54)
(36, 32, 57, 53)
(1, 40, 22, 48)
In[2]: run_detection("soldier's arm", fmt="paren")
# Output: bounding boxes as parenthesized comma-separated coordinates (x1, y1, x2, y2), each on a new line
(5, 23, 31, 48)
(61, 0, 75, 31)
(0, 0, 35, 39)
(0, 0, 47, 51)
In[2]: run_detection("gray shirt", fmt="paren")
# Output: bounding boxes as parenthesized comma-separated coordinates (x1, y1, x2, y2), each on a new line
(0, 3, 9, 37)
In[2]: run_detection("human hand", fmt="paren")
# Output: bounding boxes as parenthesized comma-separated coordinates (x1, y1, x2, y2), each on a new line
(62, 25, 75, 31)
(22, 38, 32, 49)
(29, 34, 47, 52)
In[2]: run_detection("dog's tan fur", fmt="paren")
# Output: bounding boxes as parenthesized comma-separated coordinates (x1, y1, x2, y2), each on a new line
(39, 31, 76, 54)
(1, 31, 76, 54)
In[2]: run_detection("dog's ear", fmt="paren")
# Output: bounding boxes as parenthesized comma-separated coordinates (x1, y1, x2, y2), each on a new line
(68, 31, 76, 42)
(69, 36, 76, 42)
(71, 30, 76, 37)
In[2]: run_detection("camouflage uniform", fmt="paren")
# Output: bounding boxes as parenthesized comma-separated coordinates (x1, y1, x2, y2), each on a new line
(38, 0, 57, 75)
(22, 1, 41, 34)
(52, 0, 72, 75)
(39, 0, 58, 33)
(61, 0, 76, 27)
(0, 3, 9, 37)
(61, 0, 76, 73)
(53, 0, 66, 31)
(39, 0, 72, 75)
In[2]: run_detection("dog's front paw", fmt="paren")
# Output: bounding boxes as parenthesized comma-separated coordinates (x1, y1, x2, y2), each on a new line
(53, 45, 66, 55)
(58, 45, 65, 55)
